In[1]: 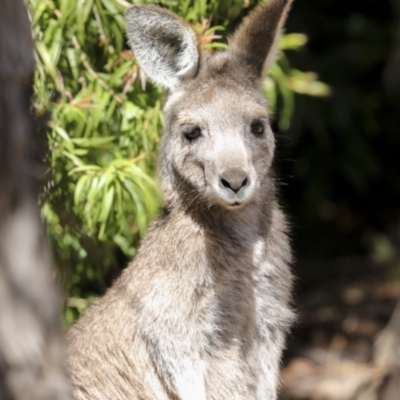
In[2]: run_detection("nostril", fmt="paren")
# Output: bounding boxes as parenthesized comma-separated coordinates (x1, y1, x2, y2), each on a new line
(221, 178, 231, 189)
(242, 177, 248, 187)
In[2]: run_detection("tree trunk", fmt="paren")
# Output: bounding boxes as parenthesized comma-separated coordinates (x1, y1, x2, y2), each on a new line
(374, 299, 400, 400)
(0, 0, 72, 398)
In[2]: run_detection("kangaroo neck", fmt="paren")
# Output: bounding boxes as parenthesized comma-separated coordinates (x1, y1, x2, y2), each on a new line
(164, 195, 267, 247)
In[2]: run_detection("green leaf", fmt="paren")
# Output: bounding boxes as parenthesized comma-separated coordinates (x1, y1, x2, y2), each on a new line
(36, 42, 58, 82)
(63, 151, 84, 167)
(74, 174, 91, 205)
(279, 33, 308, 50)
(99, 185, 115, 223)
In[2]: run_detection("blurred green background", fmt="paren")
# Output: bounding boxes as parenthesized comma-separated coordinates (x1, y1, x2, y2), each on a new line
(28, 0, 400, 325)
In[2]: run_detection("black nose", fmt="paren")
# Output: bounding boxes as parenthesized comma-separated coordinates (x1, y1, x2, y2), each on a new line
(219, 169, 250, 193)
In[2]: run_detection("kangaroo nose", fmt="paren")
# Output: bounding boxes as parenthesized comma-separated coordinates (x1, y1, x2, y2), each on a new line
(219, 169, 250, 193)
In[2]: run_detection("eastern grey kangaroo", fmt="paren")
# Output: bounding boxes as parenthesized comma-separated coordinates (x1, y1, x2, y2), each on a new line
(67, 1, 295, 399)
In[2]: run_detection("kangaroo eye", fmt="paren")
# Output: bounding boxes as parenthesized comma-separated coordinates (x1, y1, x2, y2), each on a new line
(251, 120, 264, 135)
(181, 125, 201, 141)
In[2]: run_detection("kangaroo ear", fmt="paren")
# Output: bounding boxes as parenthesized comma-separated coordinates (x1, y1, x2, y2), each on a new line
(228, 0, 293, 80)
(125, 6, 200, 89)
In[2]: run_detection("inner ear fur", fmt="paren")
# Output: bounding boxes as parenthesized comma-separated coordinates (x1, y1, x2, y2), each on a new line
(125, 5, 200, 89)
(228, 0, 293, 80)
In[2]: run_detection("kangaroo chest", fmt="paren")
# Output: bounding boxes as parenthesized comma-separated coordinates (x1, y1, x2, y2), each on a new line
(202, 237, 268, 349)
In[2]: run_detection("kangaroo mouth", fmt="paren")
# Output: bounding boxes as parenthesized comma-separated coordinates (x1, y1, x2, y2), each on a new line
(227, 201, 243, 209)
(209, 186, 254, 209)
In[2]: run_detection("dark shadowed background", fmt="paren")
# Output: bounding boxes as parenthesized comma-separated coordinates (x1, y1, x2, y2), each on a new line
(278, 1, 400, 397)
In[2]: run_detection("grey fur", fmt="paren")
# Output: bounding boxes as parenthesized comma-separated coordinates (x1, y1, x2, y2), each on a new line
(67, 1, 295, 399)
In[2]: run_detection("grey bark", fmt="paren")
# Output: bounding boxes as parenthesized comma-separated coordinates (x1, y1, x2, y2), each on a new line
(0, 0, 71, 398)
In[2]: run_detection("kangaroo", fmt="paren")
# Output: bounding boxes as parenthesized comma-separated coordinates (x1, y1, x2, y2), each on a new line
(66, 1, 295, 399)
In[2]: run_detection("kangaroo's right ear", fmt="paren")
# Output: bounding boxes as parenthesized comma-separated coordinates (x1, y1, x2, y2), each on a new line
(125, 6, 200, 89)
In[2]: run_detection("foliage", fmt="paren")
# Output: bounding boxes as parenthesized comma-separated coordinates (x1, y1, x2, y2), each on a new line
(28, 0, 328, 323)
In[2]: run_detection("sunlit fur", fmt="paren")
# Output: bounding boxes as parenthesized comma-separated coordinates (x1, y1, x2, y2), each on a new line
(67, 1, 295, 399)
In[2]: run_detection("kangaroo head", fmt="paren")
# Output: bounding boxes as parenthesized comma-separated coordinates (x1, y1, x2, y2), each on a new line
(126, 0, 293, 211)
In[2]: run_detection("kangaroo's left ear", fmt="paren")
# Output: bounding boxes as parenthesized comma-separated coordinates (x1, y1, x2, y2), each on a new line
(228, 0, 293, 80)
(125, 5, 200, 89)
